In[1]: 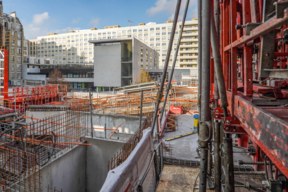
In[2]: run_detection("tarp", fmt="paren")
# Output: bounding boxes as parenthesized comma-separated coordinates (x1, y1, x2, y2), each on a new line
(100, 128, 155, 192)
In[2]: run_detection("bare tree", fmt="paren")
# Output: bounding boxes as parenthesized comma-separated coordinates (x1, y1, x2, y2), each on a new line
(47, 67, 65, 85)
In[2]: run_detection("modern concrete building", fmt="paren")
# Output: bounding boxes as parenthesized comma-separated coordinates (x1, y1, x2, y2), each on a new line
(22, 60, 94, 89)
(34, 18, 198, 69)
(0, 1, 25, 86)
(90, 37, 159, 90)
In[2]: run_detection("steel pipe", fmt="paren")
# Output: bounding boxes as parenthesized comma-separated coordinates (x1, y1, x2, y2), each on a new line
(199, 0, 211, 191)
(150, 0, 182, 136)
(210, 10, 228, 110)
(197, 0, 202, 117)
(160, 0, 190, 122)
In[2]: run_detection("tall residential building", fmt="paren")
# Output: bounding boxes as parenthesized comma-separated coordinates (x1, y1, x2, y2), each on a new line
(34, 19, 198, 69)
(28, 39, 37, 57)
(0, 1, 24, 86)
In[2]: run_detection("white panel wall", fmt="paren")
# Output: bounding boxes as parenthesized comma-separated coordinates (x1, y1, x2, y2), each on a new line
(94, 44, 121, 87)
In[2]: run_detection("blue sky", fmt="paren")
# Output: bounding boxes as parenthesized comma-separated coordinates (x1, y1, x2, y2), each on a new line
(3, 0, 198, 39)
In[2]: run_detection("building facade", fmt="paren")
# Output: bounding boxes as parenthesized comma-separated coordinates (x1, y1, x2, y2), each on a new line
(0, 2, 24, 86)
(34, 19, 198, 69)
(28, 39, 37, 57)
(90, 37, 159, 90)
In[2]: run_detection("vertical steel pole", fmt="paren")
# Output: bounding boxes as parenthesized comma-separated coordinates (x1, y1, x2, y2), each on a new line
(139, 90, 143, 129)
(104, 123, 106, 139)
(89, 88, 93, 138)
(212, 1, 221, 191)
(214, 121, 221, 192)
(199, 0, 211, 191)
(160, 0, 190, 122)
(197, 0, 202, 118)
(150, 0, 182, 136)
(224, 134, 235, 192)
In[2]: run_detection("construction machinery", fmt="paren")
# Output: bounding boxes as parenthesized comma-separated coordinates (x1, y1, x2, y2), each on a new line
(197, 0, 288, 191)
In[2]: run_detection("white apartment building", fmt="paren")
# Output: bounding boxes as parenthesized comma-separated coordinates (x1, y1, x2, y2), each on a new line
(34, 18, 198, 69)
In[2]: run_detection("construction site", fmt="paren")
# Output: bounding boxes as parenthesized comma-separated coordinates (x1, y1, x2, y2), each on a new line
(0, 0, 288, 191)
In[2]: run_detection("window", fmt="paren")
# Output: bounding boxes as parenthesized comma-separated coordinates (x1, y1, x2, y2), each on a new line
(11, 73, 15, 79)
(162, 32, 166, 35)
(17, 64, 21, 71)
(139, 29, 142, 32)
(150, 28, 154, 31)
(144, 29, 148, 31)
(156, 38, 160, 41)
(17, 73, 21, 79)
(17, 57, 21, 63)
(17, 32, 22, 39)
(150, 44, 154, 46)
(144, 34, 148, 36)
(162, 27, 166, 30)
(150, 38, 154, 41)
(156, 43, 160, 46)
(11, 64, 15, 71)
(162, 43, 166, 46)
(17, 48, 21, 54)
(156, 27, 160, 30)
(133, 29, 137, 32)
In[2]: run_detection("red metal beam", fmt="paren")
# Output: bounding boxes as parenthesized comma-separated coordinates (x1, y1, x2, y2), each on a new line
(233, 95, 288, 178)
(224, 15, 288, 51)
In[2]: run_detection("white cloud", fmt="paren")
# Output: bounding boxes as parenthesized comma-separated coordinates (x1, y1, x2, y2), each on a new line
(147, 0, 197, 20)
(89, 18, 100, 27)
(32, 12, 49, 25)
(147, 0, 177, 15)
(71, 17, 82, 24)
(24, 12, 80, 39)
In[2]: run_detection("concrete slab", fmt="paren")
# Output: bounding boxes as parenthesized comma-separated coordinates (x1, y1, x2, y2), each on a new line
(156, 165, 214, 192)
(161, 114, 253, 163)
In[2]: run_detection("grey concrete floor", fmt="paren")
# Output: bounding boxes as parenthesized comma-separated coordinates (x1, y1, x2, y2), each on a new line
(161, 114, 252, 163)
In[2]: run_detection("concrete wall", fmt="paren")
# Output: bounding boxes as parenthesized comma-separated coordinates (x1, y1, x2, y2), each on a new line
(26, 111, 66, 124)
(89, 113, 145, 140)
(85, 137, 125, 192)
(22, 63, 46, 83)
(35, 137, 125, 192)
(40, 146, 86, 192)
(94, 43, 121, 87)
